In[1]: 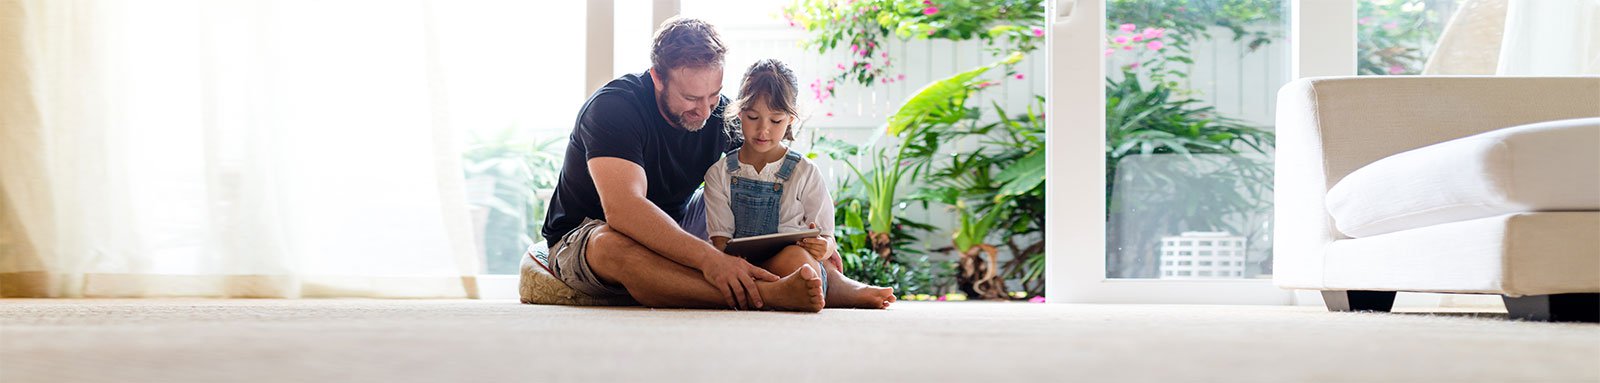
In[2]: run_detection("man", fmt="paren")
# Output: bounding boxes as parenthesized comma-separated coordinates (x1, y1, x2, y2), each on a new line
(540, 17, 825, 312)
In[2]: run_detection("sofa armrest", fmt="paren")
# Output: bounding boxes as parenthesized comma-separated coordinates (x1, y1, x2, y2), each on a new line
(1272, 76, 1600, 290)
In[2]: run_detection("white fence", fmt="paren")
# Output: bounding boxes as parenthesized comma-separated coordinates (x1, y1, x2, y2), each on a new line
(715, 23, 1288, 264)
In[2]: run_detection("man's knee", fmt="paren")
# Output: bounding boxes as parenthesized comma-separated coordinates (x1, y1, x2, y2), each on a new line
(586, 226, 644, 272)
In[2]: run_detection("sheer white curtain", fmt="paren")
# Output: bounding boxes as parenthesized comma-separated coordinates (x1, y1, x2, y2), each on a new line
(0, 0, 488, 298)
(1497, 0, 1600, 74)
(1426, 0, 1600, 75)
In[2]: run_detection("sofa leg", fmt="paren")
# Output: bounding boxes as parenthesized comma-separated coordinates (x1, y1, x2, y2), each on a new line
(1322, 290, 1396, 312)
(1502, 294, 1599, 323)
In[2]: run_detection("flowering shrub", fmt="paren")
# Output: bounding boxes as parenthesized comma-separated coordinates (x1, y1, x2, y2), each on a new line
(783, 0, 1045, 92)
(1358, 0, 1448, 75)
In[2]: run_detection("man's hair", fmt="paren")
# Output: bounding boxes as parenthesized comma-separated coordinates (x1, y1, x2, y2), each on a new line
(650, 17, 727, 80)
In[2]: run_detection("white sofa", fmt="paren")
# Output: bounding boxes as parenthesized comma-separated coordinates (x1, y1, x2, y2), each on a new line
(1273, 76, 1600, 322)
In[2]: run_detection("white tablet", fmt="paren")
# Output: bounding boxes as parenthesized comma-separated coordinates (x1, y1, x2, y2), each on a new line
(723, 229, 821, 259)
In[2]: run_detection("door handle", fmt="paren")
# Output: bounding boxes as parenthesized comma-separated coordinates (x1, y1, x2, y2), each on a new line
(1055, 0, 1076, 23)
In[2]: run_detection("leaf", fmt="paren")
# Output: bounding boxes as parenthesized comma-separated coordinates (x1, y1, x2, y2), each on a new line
(995, 150, 1045, 197)
(810, 136, 860, 160)
(887, 67, 987, 136)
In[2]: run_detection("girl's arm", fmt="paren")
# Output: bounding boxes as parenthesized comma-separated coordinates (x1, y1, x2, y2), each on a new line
(795, 165, 838, 261)
(711, 236, 730, 252)
(704, 160, 737, 252)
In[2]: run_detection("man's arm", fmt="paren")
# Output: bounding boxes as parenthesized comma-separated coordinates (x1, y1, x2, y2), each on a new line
(589, 157, 718, 267)
(588, 157, 778, 309)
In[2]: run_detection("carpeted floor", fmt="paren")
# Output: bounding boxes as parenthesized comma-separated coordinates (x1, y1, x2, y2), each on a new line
(1, 299, 1596, 383)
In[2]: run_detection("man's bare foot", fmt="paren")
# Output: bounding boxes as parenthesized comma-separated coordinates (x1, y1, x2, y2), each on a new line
(756, 264, 825, 312)
(824, 265, 895, 309)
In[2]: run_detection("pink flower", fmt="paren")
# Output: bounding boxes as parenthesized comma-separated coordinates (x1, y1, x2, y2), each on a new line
(1146, 40, 1164, 51)
(1028, 296, 1046, 303)
(923, 0, 931, 4)
(1141, 28, 1163, 39)
(837, 63, 846, 70)
(1130, 62, 1141, 69)
(1014, 73, 1024, 80)
(927, 29, 936, 36)
(1383, 21, 1399, 31)
(1388, 64, 1405, 75)
(1119, 23, 1136, 33)
(1132, 35, 1143, 42)
(881, 52, 888, 58)
(864, 62, 872, 70)
(1104, 48, 1114, 57)
(1358, 17, 1372, 25)
(1032, 27, 1045, 37)
(897, 73, 906, 81)
(923, 6, 939, 15)
(976, 81, 996, 89)
(850, 44, 859, 53)
(1113, 36, 1128, 44)
(825, 112, 834, 117)
(1123, 45, 1134, 51)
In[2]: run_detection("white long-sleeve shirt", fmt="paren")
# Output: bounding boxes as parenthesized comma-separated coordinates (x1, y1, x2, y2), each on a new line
(702, 151, 836, 240)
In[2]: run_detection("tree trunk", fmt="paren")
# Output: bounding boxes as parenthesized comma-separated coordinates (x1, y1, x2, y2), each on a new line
(956, 244, 1009, 300)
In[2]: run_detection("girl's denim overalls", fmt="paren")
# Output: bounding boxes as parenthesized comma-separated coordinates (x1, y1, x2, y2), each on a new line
(725, 149, 828, 292)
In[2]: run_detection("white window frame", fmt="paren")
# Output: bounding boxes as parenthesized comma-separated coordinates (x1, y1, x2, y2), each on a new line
(477, 0, 684, 300)
(1044, 0, 1356, 304)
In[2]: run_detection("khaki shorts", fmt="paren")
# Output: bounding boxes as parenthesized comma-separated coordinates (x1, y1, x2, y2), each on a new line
(546, 218, 631, 298)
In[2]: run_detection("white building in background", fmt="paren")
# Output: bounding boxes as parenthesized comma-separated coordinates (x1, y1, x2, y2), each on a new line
(1159, 232, 1247, 279)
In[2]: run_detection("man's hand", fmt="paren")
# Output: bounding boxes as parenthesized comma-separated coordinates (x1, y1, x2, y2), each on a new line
(699, 254, 779, 310)
(796, 222, 834, 262)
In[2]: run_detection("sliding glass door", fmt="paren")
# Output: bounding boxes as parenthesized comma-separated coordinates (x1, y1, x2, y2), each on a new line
(1047, 0, 1357, 304)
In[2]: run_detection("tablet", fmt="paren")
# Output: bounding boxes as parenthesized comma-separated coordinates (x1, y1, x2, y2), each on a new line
(723, 229, 821, 259)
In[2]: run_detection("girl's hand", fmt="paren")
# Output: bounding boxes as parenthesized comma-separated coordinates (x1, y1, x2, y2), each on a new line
(797, 222, 833, 262)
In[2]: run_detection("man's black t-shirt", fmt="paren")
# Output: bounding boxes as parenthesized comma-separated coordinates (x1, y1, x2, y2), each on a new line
(542, 71, 732, 246)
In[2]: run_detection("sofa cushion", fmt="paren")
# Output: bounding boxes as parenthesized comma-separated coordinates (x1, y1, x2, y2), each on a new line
(1326, 117, 1600, 238)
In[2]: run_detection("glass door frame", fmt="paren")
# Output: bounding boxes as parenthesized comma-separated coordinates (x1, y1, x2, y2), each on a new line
(1044, 0, 1357, 304)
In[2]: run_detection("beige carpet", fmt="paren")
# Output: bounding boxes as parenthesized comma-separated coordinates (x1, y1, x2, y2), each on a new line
(1, 299, 1596, 383)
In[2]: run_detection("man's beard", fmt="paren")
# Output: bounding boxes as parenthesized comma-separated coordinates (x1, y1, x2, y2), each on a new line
(657, 91, 709, 132)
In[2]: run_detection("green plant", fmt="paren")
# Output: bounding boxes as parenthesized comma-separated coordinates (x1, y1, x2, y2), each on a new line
(461, 129, 564, 274)
(812, 55, 1019, 282)
(1099, 2, 1283, 278)
(1107, 0, 1284, 57)
(1102, 61, 1274, 278)
(791, 0, 1046, 299)
(784, 0, 1045, 89)
(829, 182, 953, 295)
(909, 97, 1048, 297)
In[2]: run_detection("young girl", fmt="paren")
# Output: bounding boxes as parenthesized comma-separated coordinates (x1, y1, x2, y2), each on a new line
(704, 59, 895, 310)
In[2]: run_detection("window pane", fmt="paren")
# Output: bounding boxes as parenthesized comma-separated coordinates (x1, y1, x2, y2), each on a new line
(1105, 0, 1287, 280)
(1358, 0, 1460, 75)
(443, 2, 586, 274)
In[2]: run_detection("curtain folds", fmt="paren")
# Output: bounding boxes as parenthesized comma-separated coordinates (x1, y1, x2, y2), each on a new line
(0, 0, 482, 298)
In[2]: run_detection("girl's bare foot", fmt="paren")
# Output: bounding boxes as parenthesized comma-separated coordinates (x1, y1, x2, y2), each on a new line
(756, 264, 825, 312)
(823, 265, 895, 309)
